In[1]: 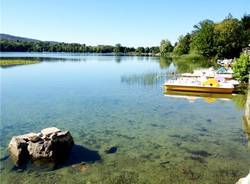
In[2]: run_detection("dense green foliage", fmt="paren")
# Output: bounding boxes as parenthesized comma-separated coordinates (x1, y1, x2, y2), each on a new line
(190, 20, 216, 57)
(241, 14, 250, 46)
(214, 17, 244, 58)
(162, 14, 250, 59)
(160, 39, 173, 56)
(1, 13, 249, 59)
(173, 34, 191, 55)
(0, 40, 159, 55)
(232, 53, 250, 82)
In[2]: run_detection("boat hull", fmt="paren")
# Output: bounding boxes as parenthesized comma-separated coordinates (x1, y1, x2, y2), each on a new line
(164, 84, 234, 94)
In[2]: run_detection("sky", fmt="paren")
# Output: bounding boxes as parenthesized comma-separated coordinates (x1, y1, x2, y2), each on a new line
(1, 0, 249, 47)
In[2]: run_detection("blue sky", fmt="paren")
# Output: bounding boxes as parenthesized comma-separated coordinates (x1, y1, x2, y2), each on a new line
(1, 0, 249, 47)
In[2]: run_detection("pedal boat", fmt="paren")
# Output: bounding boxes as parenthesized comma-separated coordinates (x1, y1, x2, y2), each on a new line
(164, 78, 234, 94)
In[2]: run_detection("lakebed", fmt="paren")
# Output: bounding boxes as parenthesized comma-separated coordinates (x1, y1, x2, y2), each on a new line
(0, 53, 249, 184)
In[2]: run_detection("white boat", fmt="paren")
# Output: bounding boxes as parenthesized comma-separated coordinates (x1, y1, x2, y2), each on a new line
(217, 59, 234, 66)
(181, 67, 233, 80)
(164, 77, 235, 94)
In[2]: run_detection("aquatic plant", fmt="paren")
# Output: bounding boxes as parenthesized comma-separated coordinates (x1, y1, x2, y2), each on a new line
(0, 59, 40, 66)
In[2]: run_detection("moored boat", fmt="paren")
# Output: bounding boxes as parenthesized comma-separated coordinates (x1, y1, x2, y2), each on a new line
(181, 67, 233, 80)
(164, 78, 234, 94)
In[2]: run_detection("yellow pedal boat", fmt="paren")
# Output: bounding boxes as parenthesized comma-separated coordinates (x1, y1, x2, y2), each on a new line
(164, 78, 234, 94)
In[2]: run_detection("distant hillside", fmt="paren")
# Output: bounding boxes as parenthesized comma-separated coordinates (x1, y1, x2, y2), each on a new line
(0, 33, 160, 54)
(0, 33, 40, 42)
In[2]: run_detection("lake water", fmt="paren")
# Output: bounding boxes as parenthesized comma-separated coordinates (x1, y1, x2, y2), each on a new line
(0, 53, 249, 184)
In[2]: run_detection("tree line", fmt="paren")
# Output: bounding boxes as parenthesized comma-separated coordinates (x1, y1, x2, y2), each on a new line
(1, 13, 249, 59)
(160, 14, 250, 59)
(0, 40, 160, 55)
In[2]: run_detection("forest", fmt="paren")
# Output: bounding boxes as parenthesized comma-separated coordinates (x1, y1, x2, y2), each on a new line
(1, 14, 250, 59)
(160, 14, 250, 59)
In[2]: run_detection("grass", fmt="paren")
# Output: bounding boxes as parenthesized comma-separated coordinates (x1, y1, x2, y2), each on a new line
(0, 59, 40, 66)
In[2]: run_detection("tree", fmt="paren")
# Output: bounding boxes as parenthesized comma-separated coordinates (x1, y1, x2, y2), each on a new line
(136, 47, 145, 54)
(241, 14, 250, 47)
(149, 46, 160, 54)
(160, 39, 173, 56)
(214, 17, 244, 58)
(233, 53, 250, 82)
(113, 43, 122, 53)
(190, 20, 215, 57)
(173, 34, 191, 55)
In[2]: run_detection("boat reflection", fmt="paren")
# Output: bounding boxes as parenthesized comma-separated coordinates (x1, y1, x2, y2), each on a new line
(164, 90, 233, 103)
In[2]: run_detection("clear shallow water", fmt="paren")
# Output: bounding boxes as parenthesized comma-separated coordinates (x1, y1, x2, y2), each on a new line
(0, 53, 249, 184)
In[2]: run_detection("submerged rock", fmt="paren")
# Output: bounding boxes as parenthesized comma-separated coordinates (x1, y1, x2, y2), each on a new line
(8, 127, 74, 166)
(105, 146, 118, 154)
(72, 162, 89, 173)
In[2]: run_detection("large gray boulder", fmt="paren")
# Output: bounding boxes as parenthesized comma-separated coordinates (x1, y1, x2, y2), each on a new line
(8, 127, 74, 166)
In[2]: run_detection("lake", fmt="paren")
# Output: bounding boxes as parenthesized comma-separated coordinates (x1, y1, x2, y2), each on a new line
(0, 53, 249, 184)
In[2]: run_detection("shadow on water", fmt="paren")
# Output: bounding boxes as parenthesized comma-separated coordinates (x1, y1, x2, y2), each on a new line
(6, 144, 101, 172)
(46, 144, 101, 170)
(0, 155, 9, 161)
(62, 144, 101, 166)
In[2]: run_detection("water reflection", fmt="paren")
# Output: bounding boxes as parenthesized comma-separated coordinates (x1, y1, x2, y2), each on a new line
(115, 56, 121, 63)
(159, 57, 172, 69)
(173, 57, 215, 73)
(164, 90, 233, 103)
(0, 57, 85, 68)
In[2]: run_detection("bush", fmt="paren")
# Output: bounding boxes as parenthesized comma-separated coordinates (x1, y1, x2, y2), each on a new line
(233, 53, 250, 82)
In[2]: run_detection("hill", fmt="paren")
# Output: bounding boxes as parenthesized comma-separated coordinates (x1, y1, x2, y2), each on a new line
(0, 33, 40, 42)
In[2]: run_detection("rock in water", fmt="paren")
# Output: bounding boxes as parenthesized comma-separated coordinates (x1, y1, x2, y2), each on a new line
(41, 127, 60, 137)
(8, 137, 29, 166)
(8, 127, 74, 166)
(105, 146, 118, 154)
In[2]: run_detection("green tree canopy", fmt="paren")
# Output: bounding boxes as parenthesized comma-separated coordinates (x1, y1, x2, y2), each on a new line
(173, 34, 191, 55)
(241, 14, 250, 47)
(214, 17, 244, 58)
(160, 39, 173, 56)
(190, 20, 215, 57)
(113, 43, 122, 53)
(233, 53, 250, 82)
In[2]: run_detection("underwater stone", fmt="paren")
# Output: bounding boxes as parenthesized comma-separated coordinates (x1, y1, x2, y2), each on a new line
(8, 127, 74, 166)
(105, 146, 118, 154)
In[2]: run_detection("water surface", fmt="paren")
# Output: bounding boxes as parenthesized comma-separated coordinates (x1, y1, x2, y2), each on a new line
(0, 53, 249, 184)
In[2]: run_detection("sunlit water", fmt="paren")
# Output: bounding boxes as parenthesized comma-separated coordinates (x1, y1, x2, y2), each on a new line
(0, 53, 249, 184)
